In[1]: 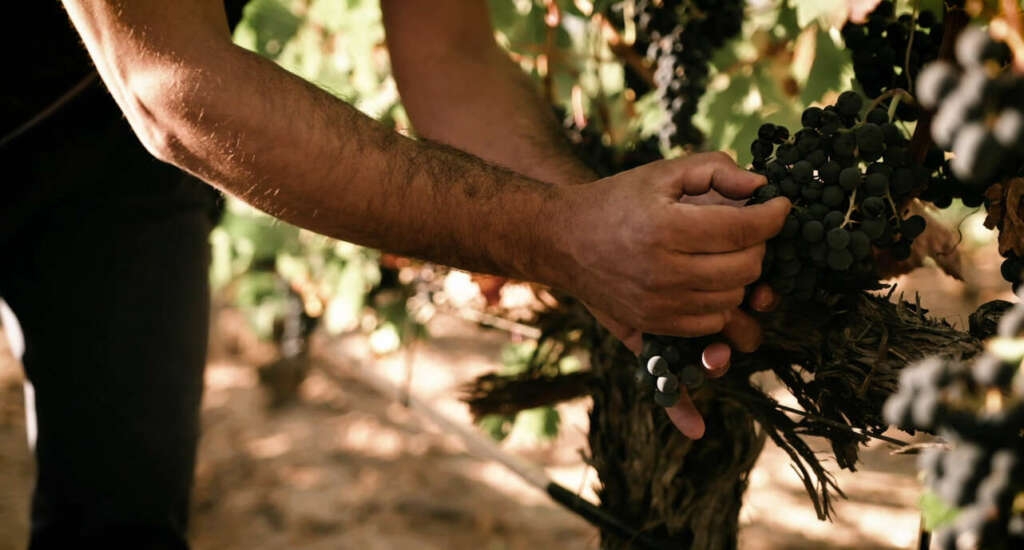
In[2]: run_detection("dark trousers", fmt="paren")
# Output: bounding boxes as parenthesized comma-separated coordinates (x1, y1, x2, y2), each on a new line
(1, 103, 219, 549)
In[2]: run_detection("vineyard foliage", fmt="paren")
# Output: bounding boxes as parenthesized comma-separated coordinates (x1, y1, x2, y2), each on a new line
(222, 0, 972, 339)
(221, 2, 1024, 541)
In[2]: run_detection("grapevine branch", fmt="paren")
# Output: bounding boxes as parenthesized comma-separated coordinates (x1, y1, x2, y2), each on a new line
(600, 16, 657, 89)
(463, 290, 989, 514)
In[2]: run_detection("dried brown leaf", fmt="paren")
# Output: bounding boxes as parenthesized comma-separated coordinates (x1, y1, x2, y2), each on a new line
(984, 182, 1005, 231)
(876, 203, 963, 280)
(996, 178, 1024, 257)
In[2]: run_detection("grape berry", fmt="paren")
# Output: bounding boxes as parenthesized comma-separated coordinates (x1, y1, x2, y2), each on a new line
(633, 0, 745, 149)
(917, 26, 1023, 287)
(748, 91, 926, 301)
(842, 0, 943, 122)
(884, 303, 1024, 549)
(635, 334, 707, 407)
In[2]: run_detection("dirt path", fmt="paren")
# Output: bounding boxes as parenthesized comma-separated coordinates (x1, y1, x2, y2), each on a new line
(0, 238, 1012, 548)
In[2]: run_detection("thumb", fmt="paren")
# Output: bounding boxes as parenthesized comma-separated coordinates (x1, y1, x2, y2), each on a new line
(653, 152, 767, 200)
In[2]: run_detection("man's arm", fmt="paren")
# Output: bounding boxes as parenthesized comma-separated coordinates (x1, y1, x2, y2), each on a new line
(61, 1, 557, 281)
(60, 0, 788, 345)
(381, 2, 775, 348)
(381, 0, 594, 186)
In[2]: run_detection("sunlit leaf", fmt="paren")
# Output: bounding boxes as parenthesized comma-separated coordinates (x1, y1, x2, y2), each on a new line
(793, 0, 847, 28)
(801, 28, 850, 104)
(919, 490, 960, 531)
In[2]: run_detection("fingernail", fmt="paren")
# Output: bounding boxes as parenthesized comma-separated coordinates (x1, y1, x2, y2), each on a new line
(702, 343, 731, 370)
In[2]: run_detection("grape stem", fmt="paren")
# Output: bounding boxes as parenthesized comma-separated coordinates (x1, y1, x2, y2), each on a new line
(884, 188, 900, 220)
(887, 94, 902, 123)
(840, 188, 859, 229)
(598, 15, 657, 89)
(903, 0, 920, 96)
(866, 88, 914, 116)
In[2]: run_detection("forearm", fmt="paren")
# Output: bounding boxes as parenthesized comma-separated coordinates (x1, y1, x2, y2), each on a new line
(62, 1, 570, 286)
(382, 2, 597, 186)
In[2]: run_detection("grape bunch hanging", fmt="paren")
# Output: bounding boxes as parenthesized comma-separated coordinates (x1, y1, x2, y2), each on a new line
(918, 27, 1017, 186)
(634, 334, 708, 407)
(842, 0, 945, 121)
(917, 27, 1024, 288)
(632, 0, 744, 149)
(884, 303, 1024, 550)
(746, 91, 927, 301)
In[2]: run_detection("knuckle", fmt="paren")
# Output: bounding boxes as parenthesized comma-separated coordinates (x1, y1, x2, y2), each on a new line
(710, 151, 733, 165)
(743, 260, 763, 284)
(635, 298, 659, 324)
(687, 266, 716, 290)
(711, 312, 729, 333)
(727, 289, 746, 308)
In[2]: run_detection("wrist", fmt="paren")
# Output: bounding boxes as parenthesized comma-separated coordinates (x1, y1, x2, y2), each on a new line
(520, 182, 584, 293)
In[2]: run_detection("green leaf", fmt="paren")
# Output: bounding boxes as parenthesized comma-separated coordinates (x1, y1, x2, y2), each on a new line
(512, 406, 561, 441)
(234, 0, 304, 58)
(775, 2, 802, 38)
(729, 110, 768, 168)
(478, 414, 515, 441)
(919, 490, 960, 531)
(488, 0, 522, 33)
(500, 342, 536, 375)
(919, 0, 945, 18)
(801, 28, 851, 105)
(697, 73, 754, 155)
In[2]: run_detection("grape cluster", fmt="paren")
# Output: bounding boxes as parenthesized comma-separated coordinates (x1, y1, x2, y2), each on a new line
(883, 304, 1024, 550)
(747, 91, 927, 301)
(558, 108, 663, 177)
(917, 27, 1018, 186)
(633, 0, 745, 149)
(916, 144, 988, 209)
(917, 27, 1023, 286)
(635, 334, 707, 407)
(842, 1, 944, 121)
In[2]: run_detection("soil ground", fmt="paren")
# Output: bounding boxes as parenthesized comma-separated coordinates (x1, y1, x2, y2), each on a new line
(0, 223, 1014, 549)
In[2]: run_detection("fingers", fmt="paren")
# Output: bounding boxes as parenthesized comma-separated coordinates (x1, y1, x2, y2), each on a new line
(654, 152, 767, 200)
(675, 245, 765, 290)
(645, 287, 746, 315)
(701, 341, 731, 378)
(621, 332, 643, 354)
(720, 309, 763, 353)
(665, 389, 705, 439)
(648, 310, 731, 339)
(668, 198, 791, 253)
(747, 283, 781, 312)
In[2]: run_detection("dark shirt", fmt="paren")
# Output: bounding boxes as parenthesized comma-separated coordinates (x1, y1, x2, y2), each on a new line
(2, 2, 249, 135)
(0, 2, 248, 241)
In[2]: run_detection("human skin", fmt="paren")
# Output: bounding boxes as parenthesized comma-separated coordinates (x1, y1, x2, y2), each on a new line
(59, 0, 790, 437)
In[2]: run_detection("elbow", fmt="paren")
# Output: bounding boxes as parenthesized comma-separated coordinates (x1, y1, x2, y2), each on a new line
(121, 67, 210, 168)
(124, 73, 193, 165)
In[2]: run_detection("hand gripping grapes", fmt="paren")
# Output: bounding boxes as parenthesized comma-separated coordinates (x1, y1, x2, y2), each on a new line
(565, 152, 791, 438)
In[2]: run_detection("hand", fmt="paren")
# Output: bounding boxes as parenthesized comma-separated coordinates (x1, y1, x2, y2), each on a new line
(589, 283, 780, 439)
(662, 283, 782, 439)
(561, 153, 789, 439)
(557, 152, 790, 340)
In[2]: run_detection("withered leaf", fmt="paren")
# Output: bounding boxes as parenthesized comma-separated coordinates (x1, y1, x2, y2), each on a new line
(877, 202, 963, 280)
